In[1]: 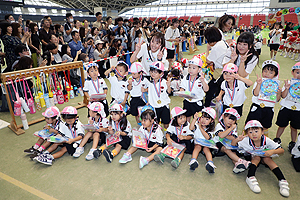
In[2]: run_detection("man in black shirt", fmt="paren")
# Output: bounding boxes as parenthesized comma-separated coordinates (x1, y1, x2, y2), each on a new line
(39, 19, 54, 52)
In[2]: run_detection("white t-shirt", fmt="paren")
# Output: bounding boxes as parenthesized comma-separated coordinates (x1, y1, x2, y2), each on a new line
(146, 78, 170, 108)
(59, 120, 85, 144)
(213, 122, 238, 143)
(138, 124, 163, 145)
(222, 49, 258, 78)
(180, 74, 207, 104)
(207, 40, 228, 69)
(167, 123, 193, 137)
(107, 74, 130, 101)
(221, 79, 249, 107)
(191, 124, 214, 141)
(83, 77, 108, 96)
(238, 135, 281, 154)
(165, 27, 180, 50)
(279, 80, 300, 111)
(269, 29, 282, 44)
(111, 119, 132, 137)
(291, 134, 300, 158)
(136, 43, 167, 75)
(128, 75, 149, 97)
(251, 81, 277, 108)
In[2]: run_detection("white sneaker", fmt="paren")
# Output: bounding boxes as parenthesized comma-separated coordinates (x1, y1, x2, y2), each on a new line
(73, 147, 84, 158)
(85, 149, 95, 161)
(279, 180, 289, 197)
(273, 55, 276, 60)
(246, 176, 261, 193)
(291, 54, 295, 60)
(205, 161, 217, 173)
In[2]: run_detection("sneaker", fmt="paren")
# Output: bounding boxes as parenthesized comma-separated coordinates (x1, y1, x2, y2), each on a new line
(273, 55, 276, 60)
(273, 138, 281, 144)
(279, 180, 290, 197)
(153, 153, 165, 164)
(246, 176, 261, 193)
(189, 159, 199, 171)
(205, 161, 216, 173)
(73, 147, 84, 158)
(233, 159, 246, 174)
(171, 157, 180, 169)
(85, 149, 96, 161)
(119, 153, 132, 164)
(93, 149, 102, 159)
(36, 156, 53, 166)
(139, 156, 148, 169)
(30, 150, 41, 160)
(288, 141, 296, 153)
(24, 146, 36, 154)
(103, 149, 113, 163)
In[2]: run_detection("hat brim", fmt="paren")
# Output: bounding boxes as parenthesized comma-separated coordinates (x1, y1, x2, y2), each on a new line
(172, 109, 187, 118)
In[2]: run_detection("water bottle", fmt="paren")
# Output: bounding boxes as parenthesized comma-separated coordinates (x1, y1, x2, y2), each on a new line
(73, 86, 78, 97)
(20, 113, 29, 130)
(78, 87, 84, 96)
(53, 90, 58, 104)
(70, 86, 75, 99)
(38, 91, 46, 107)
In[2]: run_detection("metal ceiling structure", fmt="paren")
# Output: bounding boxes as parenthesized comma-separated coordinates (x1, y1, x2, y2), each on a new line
(47, 0, 158, 13)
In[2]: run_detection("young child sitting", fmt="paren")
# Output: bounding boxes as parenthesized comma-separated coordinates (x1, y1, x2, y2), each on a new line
(24, 106, 62, 159)
(189, 107, 216, 173)
(274, 62, 300, 152)
(83, 62, 109, 116)
(245, 60, 281, 137)
(35, 106, 85, 165)
(104, 61, 130, 109)
(127, 62, 148, 125)
(214, 108, 251, 173)
(169, 62, 182, 95)
(93, 104, 132, 163)
(154, 107, 193, 169)
(180, 57, 209, 122)
(232, 120, 289, 197)
(216, 63, 253, 117)
(73, 102, 109, 160)
(119, 109, 163, 169)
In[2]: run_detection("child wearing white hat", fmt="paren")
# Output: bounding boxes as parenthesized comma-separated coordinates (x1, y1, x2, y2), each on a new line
(232, 120, 289, 197)
(153, 107, 193, 169)
(189, 107, 217, 173)
(73, 102, 109, 160)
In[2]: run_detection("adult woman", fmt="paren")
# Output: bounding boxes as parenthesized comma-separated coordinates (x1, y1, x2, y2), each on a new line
(130, 32, 167, 78)
(90, 27, 101, 42)
(141, 19, 151, 43)
(269, 22, 283, 60)
(94, 40, 110, 77)
(72, 20, 81, 32)
(222, 32, 258, 78)
(115, 26, 128, 51)
(218, 14, 236, 42)
(12, 22, 31, 55)
(107, 16, 114, 30)
(28, 23, 41, 67)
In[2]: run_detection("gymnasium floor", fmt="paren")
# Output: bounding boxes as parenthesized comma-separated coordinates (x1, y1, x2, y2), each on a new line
(0, 35, 300, 200)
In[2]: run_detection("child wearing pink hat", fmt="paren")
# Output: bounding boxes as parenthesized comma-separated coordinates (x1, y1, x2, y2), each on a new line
(216, 63, 253, 116)
(189, 107, 217, 173)
(24, 106, 62, 159)
(153, 107, 193, 169)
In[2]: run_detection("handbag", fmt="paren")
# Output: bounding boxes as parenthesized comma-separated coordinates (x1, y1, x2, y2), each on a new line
(23, 78, 36, 114)
(33, 76, 42, 111)
(7, 79, 22, 116)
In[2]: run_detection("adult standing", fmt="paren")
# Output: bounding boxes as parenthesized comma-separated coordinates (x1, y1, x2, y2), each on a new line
(218, 14, 236, 43)
(269, 22, 283, 60)
(130, 32, 167, 78)
(68, 31, 86, 58)
(28, 22, 41, 67)
(106, 16, 114, 30)
(64, 13, 74, 43)
(39, 19, 54, 52)
(93, 12, 102, 28)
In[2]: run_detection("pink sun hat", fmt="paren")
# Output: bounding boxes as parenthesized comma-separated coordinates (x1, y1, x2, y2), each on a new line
(221, 108, 241, 121)
(202, 107, 216, 119)
(150, 61, 164, 71)
(223, 63, 238, 73)
(171, 107, 187, 119)
(292, 62, 300, 70)
(244, 120, 263, 130)
(129, 62, 143, 73)
(61, 106, 77, 115)
(88, 102, 106, 118)
(42, 106, 60, 118)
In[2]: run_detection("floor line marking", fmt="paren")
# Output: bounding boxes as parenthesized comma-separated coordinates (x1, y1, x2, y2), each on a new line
(0, 171, 57, 200)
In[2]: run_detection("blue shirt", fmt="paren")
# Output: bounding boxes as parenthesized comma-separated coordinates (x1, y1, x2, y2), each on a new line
(68, 40, 86, 58)
(112, 25, 128, 35)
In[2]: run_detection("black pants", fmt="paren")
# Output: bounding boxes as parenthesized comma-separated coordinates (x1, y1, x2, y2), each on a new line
(204, 75, 224, 107)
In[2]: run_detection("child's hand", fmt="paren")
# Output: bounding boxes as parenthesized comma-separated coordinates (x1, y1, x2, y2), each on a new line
(141, 87, 147, 93)
(44, 125, 50, 130)
(230, 46, 238, 61)
(276, 86, 282, 94)
(48, 128, 56, 133)
(256, 74, 262, 85)
(236, 135, 245, 142)
(111, 66, 115, 71)
(193, 112, 201, 121)
(230, 124, 237, 130)
(284, 80, 291, 89)
(178, 135, 185, 140)
(66, 138, 73, 144)
(240, 50, 252, 63)
(199, 71, 205, 82)
(128, 79, 133, 85)
(167, 138, 174, 146)
(157, 46, 164, 60)
(232, 73, 240, 80)
(215, 95, 222, 102)
(166, 77, 171, 87)
(146, 147, 153, 152)
(264, 149, 275, 157)
(116, 131, 121, 137)
(87, 97, 91, 102)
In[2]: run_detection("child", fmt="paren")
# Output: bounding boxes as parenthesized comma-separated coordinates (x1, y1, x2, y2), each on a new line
(180, 57, 209, 122)
(246, 60, 281, 137)
(274, 62, 300, 152)
(189, 107, 216, 173)
(35, 106, 85, 165)
(133, 30, 145, 51)
(293, 36, 300, 61)
(145, 61, 171, 130)
(24, 106, 62, 159)
(216, 63, 253, 117)
(232, 120, 289, 197)
(214, 108, 251, 173)
(93, 104, 132, 162)
(254, 36, 262, 56)
(83, 62, 109, 116)
(169, 62, 182, 95)
(127, 62, 148, 125)
(291, 133, 300, 172)
(104, 61, 130, 109)
(153, 107, 194, 169)
(73, 102, 109, 160)
(119, 109, 163, 169)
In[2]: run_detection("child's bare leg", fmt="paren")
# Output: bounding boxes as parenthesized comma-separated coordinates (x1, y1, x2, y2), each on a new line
(37, 138, 45, 145)
(192, 144, 202, 159)
(178, 148, 186, 160)
(275, 127, 286, 139)
(222, 147, 239, 163)
(290, 126, 297, 142)
(262, 157, 277, 170)
(79, 132, 92, 148)
(92, 132, 100, 149)
(46, 143, 60, 153)
(52, 147, 68, 159)
(203, 147, 212, 162)
(147, 147, 163, 162)
(112, 144, 122, 156)
(127, 146, 138, 154)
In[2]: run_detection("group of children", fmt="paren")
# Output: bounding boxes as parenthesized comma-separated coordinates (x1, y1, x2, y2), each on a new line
(280, 30, 300, 61)
(24, 58, 300, 198)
